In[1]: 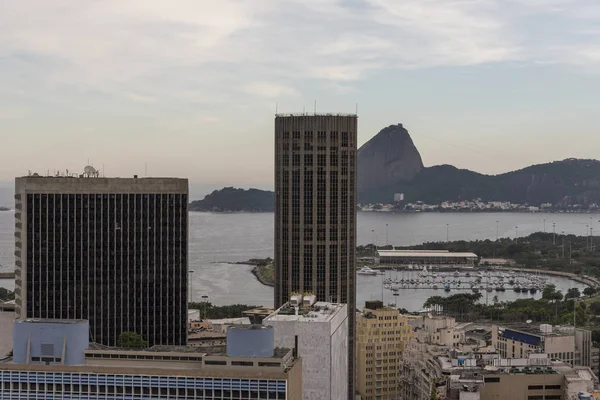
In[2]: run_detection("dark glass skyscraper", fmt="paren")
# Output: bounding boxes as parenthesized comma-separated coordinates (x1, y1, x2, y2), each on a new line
(274, 114, 357, 397)
(14, 176, 188, 347)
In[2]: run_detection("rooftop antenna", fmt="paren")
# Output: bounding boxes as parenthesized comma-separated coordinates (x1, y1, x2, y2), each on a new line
(102, 164, 105, 177)
(314, 100, 317, 114)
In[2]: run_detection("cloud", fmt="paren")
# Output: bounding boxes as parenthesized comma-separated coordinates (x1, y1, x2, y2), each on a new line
(242, 82, 298, 98)
(1, 0, 600, 106)
(125, 92, 157, 104)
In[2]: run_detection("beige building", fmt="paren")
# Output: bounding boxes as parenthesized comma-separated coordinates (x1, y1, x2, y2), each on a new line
(412, 314, 467, 346)
(446, 363, 597, 400)
(274, 113, 358, 398)
(355, 301, 414, 400)
(492, 324, 593, 368)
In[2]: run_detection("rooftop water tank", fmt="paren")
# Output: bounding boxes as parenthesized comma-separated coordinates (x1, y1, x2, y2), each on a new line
(226, 325, 274, 358)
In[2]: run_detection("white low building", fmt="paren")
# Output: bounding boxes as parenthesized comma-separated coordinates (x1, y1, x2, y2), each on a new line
(263, 297, 348, 400)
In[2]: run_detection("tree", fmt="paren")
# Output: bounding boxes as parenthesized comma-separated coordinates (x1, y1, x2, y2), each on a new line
(542, 284, 563, 303)
(565, 288, 581, 300)
(0, 287, 15, 301)
(117, 332, 148, 348)
(583, 287, 597, 298)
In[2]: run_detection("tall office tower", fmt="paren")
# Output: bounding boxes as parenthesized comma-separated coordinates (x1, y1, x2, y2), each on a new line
(274, 114, 357, 398)
(14, 173, 188, 346)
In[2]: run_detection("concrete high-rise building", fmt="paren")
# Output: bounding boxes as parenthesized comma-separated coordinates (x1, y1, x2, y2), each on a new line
(263, 296, 348, 400)
(14, 174, 188, 346)
(356, 301, 414, 400)
(274, 113, 357, 397)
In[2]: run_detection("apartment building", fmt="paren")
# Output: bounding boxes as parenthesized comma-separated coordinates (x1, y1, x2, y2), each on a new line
(355, 300, 413, 400)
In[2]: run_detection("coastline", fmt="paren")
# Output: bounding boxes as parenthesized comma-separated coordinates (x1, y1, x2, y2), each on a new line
(251, 265, 274, 287)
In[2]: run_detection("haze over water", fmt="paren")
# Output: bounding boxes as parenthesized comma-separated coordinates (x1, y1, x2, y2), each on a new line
(0, 211, 595, 309)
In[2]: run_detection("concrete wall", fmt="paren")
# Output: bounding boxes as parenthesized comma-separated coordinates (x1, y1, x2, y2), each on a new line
(0, 311, 14, 356)
(330, 315, 348, 400)
(266, 308, 348, 400)
(480, 373, 564, 399)
(13, 320, 89, 365)
(15, 177, 188, 194)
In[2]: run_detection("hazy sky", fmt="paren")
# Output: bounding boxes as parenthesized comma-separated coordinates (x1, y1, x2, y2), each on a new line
(1, 0, 600, 188)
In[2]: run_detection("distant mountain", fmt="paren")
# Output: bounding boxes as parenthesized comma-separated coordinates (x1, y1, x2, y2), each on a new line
(190, 187, 274, 212)
(357, 124, 424, 200)
(358, 124, 600, 205)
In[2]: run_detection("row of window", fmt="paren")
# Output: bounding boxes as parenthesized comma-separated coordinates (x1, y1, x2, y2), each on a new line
(0, 373, 285, 391)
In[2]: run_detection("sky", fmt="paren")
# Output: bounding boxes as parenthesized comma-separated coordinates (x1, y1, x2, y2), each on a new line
(1, 0, 600, 194)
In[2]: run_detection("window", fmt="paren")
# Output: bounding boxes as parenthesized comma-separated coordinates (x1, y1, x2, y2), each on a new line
(231, 361, 254, 366)
(484, 377, 500, 383)
(544, 385, 561, 390)
(527, 385, 543, 390)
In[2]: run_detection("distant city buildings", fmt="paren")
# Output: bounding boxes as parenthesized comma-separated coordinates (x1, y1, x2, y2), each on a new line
(360, 198, 600, 213)
(355, 300, 413, 400)
(399, 317, 600, 400)
(274, 113, 358, 397)
(14, 174, 189, 346)
(1, 319, 302, 400)
(410, 314, 468, 347)
(263, 296, 348, 400)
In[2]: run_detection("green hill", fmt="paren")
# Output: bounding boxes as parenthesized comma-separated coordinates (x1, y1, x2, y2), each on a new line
(189, 187, 274, 212)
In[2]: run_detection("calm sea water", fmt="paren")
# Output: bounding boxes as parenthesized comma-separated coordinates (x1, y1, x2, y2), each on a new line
(0, 211, 596, 310)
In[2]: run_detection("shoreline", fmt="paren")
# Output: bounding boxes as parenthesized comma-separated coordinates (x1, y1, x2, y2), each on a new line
(251, 265, 274, 287)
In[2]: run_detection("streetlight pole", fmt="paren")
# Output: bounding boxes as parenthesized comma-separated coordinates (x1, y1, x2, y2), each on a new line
(201, 295, 209, 320)
(553, 223, 556, 245)
(543, 218, 546, 233)
(496, 221, 499, 241)
(189, 270, 194, 303)
(371, 229, 376, 266)
(586, 225, 590, 251)
(562, 232, 565, 259)
(515, 226, 518, 241)
(446, 224, 449, 243)
(385, 223, 389, 247)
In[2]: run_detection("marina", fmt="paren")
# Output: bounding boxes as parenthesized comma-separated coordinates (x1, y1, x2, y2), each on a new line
(358, 267, 588, 310)
(381, 266, 549, 294)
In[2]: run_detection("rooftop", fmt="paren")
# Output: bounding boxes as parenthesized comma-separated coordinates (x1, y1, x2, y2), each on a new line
(377, 250, 478, 258)
(265, 301, 346, 323)
(275, 113, 357, 118)
(20, 318, 87, 324)
(87, 343, 292, 359)
(496, 323, 577, 338)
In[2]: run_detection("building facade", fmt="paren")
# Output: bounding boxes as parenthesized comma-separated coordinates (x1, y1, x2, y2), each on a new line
(492, 324, 594, 369)
(355, 301, 414, 400)
(14, 175, 189, 346)
(273, 114, 357, 397)
(263, 297, 348, 400)
(0, 320, 302, 400)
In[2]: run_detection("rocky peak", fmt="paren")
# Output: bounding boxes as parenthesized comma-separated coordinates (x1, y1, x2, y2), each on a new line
(358, 124, 424, 198)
